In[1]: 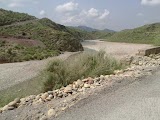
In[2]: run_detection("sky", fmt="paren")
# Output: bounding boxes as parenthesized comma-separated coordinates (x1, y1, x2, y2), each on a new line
(0, 0, 160, 31)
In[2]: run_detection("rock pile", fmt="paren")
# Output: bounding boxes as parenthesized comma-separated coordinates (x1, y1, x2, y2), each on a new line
(1, 54, 160, 118)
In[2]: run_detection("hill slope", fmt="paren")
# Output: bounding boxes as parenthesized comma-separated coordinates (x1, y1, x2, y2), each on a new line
(105, 23, 160, 45)
(0, 9, 93, 62)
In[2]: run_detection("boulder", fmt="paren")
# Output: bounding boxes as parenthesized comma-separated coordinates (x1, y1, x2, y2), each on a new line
(83, 83, 90, 88)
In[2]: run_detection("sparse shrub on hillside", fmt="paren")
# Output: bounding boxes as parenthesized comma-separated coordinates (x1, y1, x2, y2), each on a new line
(43, 51, 125, 92)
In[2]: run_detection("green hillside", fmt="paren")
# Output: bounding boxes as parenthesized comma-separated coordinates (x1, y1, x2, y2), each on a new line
(0, 9, 36, 26)
(105, 23, 160, 45)
(0, 9, 93, 63)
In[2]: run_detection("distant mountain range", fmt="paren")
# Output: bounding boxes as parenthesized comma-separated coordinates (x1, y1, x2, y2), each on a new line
(72, 25, 115, 33)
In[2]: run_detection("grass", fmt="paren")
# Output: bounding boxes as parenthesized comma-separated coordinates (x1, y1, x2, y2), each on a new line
(0, 51, 125, 107)
(0, 8, 36, 26)
(104, 23, 160, 46)
(0, 41, 60, 62)
(43, 51, 125, 91)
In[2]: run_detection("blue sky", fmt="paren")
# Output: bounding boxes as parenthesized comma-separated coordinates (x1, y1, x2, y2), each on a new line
(0, 0, 160, 31)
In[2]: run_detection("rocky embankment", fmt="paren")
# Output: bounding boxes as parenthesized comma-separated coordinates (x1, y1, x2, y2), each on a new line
(0, 54, 160, 120)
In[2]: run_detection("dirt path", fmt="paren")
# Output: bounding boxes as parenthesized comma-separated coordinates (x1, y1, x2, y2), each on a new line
(82, 40, 153, 59)
(0, 40, 153, 91)
(0, 52, 78, 91)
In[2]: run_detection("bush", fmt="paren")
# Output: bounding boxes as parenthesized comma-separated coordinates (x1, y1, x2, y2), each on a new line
(43, 51, 125, 91)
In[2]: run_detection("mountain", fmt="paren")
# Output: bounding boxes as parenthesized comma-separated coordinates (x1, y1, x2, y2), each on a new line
(102, 28, 115, 33)
(105, 23, 160, 46)
(77, 26, 97, 32)
(0, 9, 93, 62)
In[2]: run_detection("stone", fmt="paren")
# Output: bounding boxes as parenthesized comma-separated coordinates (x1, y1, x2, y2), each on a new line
(14, 98, 20, 103)
(100, 75, 105, 80)
(64, 86, 72, 93)
(41, 93, 49, 100)
(47, 109, 56, 117)
(48, 91, 53, 95)
(75, 80, 84, 87)
(20, 98, 26, 102)
(7, 106, 15, 110)
(8, 101, 17, 107)
(87, 78, 94, 84)
(2, 105, 9, 111)
(83, 83, 90, 88)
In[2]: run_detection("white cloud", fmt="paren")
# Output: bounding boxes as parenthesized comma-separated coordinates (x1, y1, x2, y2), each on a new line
(39, 10, 46, 16)
(87, 8, 99, 17)
(59, 8, 110, 29)
(55, 2, 78, 13)
(8, 2, 23, 7)
(141, 0, 160, 6)
(99, 9, 110, 20)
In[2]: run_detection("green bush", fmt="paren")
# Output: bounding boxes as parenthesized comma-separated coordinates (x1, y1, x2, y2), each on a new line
(43, 51, 125, 92)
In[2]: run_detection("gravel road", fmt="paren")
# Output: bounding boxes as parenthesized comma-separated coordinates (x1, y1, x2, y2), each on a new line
(82, 40, 153, 59)
(0, 52, 78, 91)
(0, 40, 153, 91)
(54, 68, 160, 120)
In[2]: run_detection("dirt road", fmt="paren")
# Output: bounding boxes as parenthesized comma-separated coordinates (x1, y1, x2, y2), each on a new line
(0, 40, 153, 91)
(82, 40, 153, 59)
(0, 52, 78, 91)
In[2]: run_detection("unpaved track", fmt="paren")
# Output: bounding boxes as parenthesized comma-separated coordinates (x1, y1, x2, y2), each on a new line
(0, 40, 153, 91)
(54, 68, 160, 120)
(0, 52, 78, 91)
(82, 40, 153, 59)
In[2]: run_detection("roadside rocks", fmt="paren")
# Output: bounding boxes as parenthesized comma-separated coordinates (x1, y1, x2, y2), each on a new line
(1, 54, 160, 114)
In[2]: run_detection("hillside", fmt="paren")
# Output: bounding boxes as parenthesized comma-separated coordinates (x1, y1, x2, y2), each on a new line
(0, 9, 93, 62)
(0, 9, 36, 26)
(70, 26, 115, 39)
(105, 23, 160, 45)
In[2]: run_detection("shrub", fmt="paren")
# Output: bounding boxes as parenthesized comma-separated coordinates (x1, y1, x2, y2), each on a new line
(43, 51, 125, 91)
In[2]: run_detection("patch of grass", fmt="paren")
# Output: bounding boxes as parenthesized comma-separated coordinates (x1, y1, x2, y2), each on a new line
(43, 51, 125, 91)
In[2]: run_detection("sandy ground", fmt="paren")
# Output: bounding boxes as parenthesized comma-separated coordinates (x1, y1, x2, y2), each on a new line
(82, 40, 153, 59)
(0, 40, 153, 91)
(0, 52, 78, 91)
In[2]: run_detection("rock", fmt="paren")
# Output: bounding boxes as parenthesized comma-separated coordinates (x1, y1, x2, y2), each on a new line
(47, 109, 56, 117)
(36, 95, 41, 100)
(41, 93, 49, 100)
(82, 79, 88, 82)
(7, 106, 15, 110)
(8, 101, 17, 107)
(75, 80, 84, 87)
(20, 98, 26, 102)
(64, 86, 72, 93)
(100, 75, 105, 80)
(48, 91, 53, 95)
(87, 78, 94, 84)
(2, 105, 9, 111)
(83, 83, 90, 88)
(14, 98, 20, 103)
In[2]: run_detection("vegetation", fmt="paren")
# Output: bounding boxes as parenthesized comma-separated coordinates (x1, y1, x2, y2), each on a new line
(43, 51, 125, 91)
(0, 40, 59, 63)
(0, 8, 36, 26)
(104, 23, 160, 45)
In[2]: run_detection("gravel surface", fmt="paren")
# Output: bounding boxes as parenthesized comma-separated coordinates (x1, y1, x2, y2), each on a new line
(0, 52, 78, 91)
(82, 40, 153, 59)
(0, 40, 153, 91)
